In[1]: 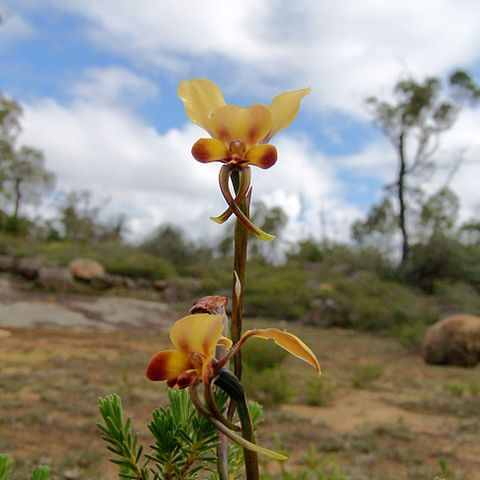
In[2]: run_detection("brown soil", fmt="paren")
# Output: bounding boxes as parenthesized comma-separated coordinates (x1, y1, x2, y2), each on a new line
(1, 276, 479, 479)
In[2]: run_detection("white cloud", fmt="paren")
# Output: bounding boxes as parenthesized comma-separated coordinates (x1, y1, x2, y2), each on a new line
(0, 9, 34, 49)
(19, 80, 356, 243)
(71, 66, 159, 105)
(35, 0, 480, 117)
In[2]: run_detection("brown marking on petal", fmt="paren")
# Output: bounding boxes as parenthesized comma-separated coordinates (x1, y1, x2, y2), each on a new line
(167, 377, 178, 388)
(146, 354, 169, 381)
(176, 338, 190, 353)
(176, 372, 197, 389)
(216, 127, 230, 143)
(251, 146, 277, 169)
(202, 319, 223, 355)
(248, 125, 261, 145)
(191, 142, 216, 163)
(190, 295, 228, 314)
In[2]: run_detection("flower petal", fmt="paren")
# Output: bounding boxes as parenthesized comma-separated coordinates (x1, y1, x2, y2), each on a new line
(263, 87, 311, 143)
(191, 138, 229, 163)
(146, 350, 191, 382)
(245, 144, 277, 169)
(209, 105, 272, 146)
(244, 328, 320, 373)
(178, 79, 226, 134)
(170, 314, 227, 357)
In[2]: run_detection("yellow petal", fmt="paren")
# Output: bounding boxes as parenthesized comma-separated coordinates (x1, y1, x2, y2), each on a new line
(244, 328, 320, 373)
(263, 87, 311, 142)
(178, 79, 226, 134)
(245, 144, 277, 169)
(191, 138, 229, 163)
(146, 350, 191, 382)
(170, 314, 227, 357)
(209, 105, 272, 146)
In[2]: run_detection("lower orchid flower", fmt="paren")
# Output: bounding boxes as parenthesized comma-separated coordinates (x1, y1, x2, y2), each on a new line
(146, 313, 320, 388)
(146, 313, 320, 460)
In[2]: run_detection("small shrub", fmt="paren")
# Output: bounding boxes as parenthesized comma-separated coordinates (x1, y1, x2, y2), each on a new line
(243, 338, 289, 371)
(304, 377, 335, 407)
(351, 364, 383, 389)
(243, 365, 293, 407)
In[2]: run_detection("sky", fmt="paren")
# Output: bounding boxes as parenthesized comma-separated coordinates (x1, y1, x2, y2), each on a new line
(1, 0, 480, 245)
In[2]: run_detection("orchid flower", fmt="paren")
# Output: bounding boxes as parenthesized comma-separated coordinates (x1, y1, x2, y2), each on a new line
(146, 313, 320, 388)
(146, 313, 320, 460)
(178, 79, 310, 240)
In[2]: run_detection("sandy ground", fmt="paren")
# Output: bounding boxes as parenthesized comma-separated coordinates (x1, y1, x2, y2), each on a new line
(1, 274, 480, 479)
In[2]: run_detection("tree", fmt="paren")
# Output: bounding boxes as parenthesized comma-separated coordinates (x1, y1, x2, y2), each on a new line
(0, 95, 22, 186)
(141, 224, 198, 270)
(351, 196, 397, 254)
(4, 146, 55, 219)
(366, 70, 478, 270)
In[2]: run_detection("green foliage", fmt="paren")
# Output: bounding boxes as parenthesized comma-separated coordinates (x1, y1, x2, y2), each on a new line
(242, 338, 289, 371)
(147, 388, 219, 479)
(0, 454, 13, 480)
(0, 454, 51, 480)
(141, 224, 208, 273)
(7, 239, 175, 280)
(304, 377, 335, 407)
(245, 264, 314, 320)
(98, 390, 224, 480)
(30, 466, 52, 480)
(97, 393, 149, 480)
(350, 364, 383, 389)
(261, 451, 349, 480)
(327, 272, 435, 332)
(243, 365, 293, 407)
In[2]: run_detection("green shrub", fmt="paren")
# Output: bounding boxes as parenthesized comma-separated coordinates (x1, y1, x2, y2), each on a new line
(4, 239, 175, 280)
(242, 338, 289, 371)
(243, 365, 293, 407)
(304, 377, 335, 407)
(328, 272, 436, 333)
(351, 364, 383, 389)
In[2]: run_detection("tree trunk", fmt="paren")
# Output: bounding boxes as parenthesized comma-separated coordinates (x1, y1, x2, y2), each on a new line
(13, 177, 22, 219)
(397, 132, 409, 270)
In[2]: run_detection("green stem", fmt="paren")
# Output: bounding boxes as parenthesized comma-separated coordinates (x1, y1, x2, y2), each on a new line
(230, 169, 249, 382)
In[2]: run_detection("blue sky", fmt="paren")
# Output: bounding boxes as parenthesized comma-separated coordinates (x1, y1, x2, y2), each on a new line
(1, 1, 480, 243)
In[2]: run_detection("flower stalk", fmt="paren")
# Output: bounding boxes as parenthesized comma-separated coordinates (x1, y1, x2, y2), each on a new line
(230, 169, 250, 381)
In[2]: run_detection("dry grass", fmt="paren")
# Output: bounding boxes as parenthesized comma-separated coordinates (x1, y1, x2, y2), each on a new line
(0, 322, 479, 479)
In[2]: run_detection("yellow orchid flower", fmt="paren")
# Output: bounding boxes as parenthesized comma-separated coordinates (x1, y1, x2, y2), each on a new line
(177, 79, 311, 240)
(146, 313, 233, 388)
(146, 313, 320, 389)
(178, 79, 311, 170)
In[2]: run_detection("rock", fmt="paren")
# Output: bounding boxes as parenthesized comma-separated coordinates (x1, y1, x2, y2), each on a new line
(69, 258, 105, 281)
(0, 255, 14, 272)
(91, 273, 124, 290)
(15, 257, 43, 279)
(135, 277, 153, 289)
(153, 279, 168, 292)
(164, 277, 202, 302)
(306, 298, 347, 327)
(422, 314, 480, 367)
(38, 266, 74, 292)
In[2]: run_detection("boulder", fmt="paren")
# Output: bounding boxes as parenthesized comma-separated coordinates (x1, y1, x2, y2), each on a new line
(91, 273, 124, 290)
(422, 314, 480, 367)
(15, 257, 43, 279)
(0, 255, 14, 272)
(69, 258, 105, 281)
(38, 266, 74, 292)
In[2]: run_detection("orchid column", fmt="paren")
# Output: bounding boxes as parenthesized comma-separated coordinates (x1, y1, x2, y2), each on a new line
(178, 79, 311, 379)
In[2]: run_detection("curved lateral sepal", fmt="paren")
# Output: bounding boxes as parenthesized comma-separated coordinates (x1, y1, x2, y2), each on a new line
(211, 167, 252, 224)
(218, 165, 275, 241)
